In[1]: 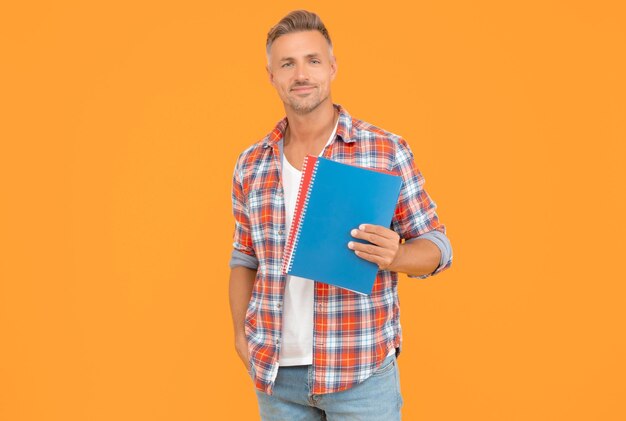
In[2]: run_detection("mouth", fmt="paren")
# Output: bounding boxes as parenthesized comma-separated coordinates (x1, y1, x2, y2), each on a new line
(291, 85, 316, 92)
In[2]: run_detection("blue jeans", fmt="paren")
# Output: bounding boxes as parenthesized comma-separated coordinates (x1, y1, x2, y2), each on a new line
(254, 353, 403, 420)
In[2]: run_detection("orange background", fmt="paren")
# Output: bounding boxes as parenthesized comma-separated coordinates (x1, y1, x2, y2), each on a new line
(1, 1, 625, 420)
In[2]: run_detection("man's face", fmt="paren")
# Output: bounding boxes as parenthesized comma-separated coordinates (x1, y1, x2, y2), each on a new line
(267, 30, 337, 115)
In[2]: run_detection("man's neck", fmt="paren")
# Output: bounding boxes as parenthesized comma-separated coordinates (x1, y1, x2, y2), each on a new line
(284, 100, 337, 147)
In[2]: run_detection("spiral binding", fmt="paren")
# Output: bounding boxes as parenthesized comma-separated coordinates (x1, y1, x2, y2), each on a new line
(281, 156, 318, 275)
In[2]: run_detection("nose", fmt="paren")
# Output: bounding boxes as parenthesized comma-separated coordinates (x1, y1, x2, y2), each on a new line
(294, 62, 309, 81)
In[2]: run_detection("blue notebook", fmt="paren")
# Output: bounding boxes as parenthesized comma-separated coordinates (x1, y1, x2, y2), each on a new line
(281, 155, 403, 295)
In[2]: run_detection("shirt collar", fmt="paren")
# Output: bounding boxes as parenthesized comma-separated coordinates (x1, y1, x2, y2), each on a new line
(262, 103, 355, 148)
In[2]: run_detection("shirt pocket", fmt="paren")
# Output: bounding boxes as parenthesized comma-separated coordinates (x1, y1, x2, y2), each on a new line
(246, 187, 286, 271)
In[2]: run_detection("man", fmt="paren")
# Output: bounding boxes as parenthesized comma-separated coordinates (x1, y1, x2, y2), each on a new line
(229, 10, 452, 420)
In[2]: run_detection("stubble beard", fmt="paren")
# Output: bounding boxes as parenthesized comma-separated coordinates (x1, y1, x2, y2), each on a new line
(287, 90, 329, 115)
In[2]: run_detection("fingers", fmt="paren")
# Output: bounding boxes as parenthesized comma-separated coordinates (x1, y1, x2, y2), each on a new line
(352, 248, 387, 267)
(348, 238, 397, 269)
(357, 224, 399, 240)
(348, 239, 384, 256)
(350, 224, 399, 247)
(350, 228, 388, 247)
(349, 224, 400, 270)
(235, 335, 250, 372)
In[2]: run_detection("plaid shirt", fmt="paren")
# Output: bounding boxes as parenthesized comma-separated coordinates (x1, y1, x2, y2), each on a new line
(231, 104, 451, 395)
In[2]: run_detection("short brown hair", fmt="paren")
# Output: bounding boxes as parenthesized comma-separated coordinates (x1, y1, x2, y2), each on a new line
(266, 10, 332, 55)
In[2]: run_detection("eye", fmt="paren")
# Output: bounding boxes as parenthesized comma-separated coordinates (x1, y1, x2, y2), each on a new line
(310, 59, 321, 64)
(281, 62, 294, 68)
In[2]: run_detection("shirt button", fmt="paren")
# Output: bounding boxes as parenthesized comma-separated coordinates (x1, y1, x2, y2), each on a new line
(278, 229, 284, 235)
(276, 303, 282, 309)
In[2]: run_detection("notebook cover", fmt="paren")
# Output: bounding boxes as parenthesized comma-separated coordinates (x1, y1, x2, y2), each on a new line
(283, 155, 403, 295)
(282, 155, 319, 272)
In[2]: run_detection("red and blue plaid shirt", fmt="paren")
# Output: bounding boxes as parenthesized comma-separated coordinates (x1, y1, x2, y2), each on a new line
(231, 104, 451, 395)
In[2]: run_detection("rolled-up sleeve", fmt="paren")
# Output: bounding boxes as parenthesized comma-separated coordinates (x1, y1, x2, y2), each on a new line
(390, 137, 453, 279)
(229, 248, 259, 270)
(230, 155, 257, 266)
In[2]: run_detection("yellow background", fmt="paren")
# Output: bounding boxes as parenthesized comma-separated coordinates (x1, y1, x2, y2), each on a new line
(1, 1, 625, 420)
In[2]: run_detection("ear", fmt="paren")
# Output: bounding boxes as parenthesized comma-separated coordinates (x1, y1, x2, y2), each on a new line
(266, 64, 275, 86)
(330, 55, 338, 81)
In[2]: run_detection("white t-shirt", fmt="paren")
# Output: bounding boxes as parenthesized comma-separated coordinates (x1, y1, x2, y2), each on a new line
(278, 119, 338, 366)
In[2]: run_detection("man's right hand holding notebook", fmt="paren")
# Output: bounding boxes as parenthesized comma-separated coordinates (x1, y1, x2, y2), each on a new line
(349, 223, 441, 277)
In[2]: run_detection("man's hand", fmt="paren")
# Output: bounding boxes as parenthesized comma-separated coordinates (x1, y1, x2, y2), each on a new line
(235, 333, 250, 372)
(229, 266, 256, 373)
(348, 224, 402, 270)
